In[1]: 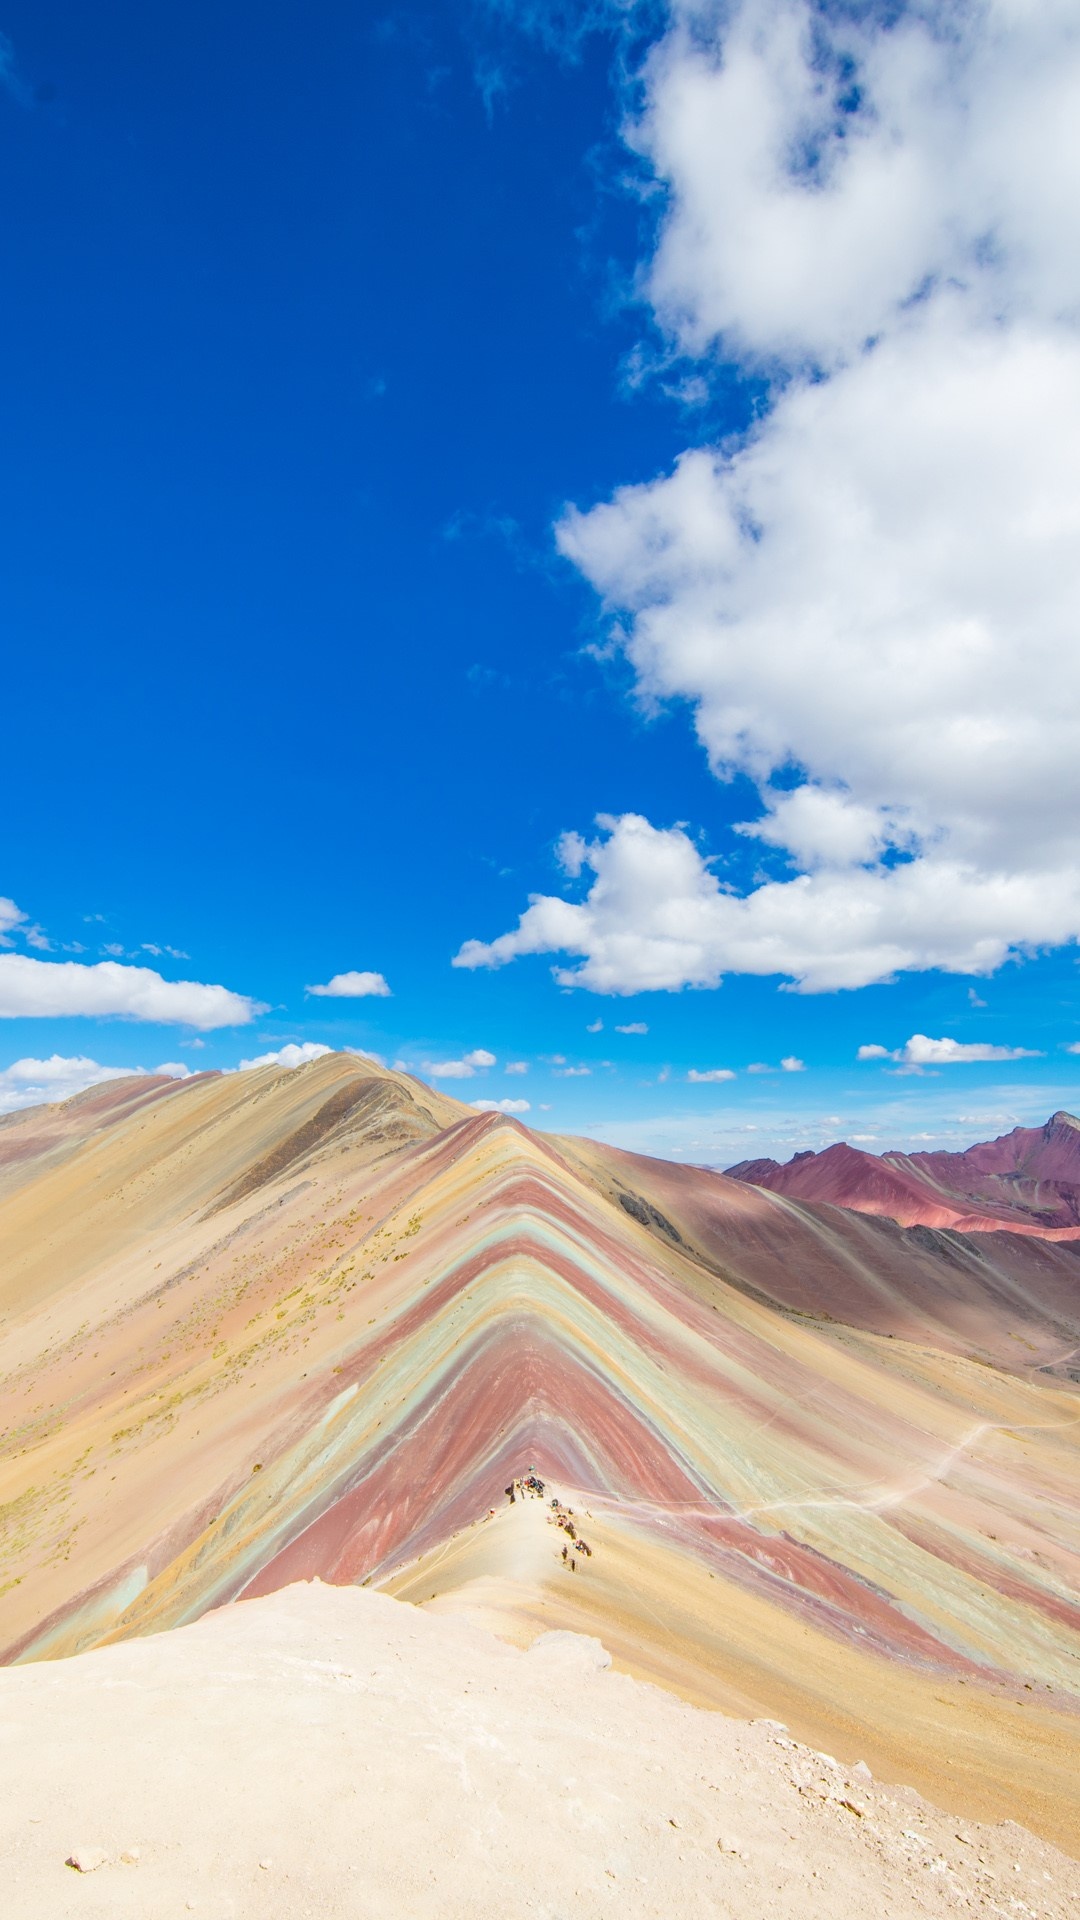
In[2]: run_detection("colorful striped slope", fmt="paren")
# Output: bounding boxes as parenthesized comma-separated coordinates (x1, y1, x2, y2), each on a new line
(1, 1053, 1078, 1850)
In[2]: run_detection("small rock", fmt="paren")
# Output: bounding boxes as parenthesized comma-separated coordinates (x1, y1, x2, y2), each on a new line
(840, 1798, 867, 1817)
(120, 1847, 140, 1865)
(852, 1760, 873, 1781)
(67, 1847, 108, 1874)
(717, 1833, 742, 1855)
(259, 1857, 273, 1870)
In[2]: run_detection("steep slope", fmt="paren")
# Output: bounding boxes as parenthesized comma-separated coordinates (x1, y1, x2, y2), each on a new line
(727, 1112, 1080, 1235)
(1, 1055, 1079, 1851)
(3, 1580, 1078, 1920)
(559, 1134, 1080, 1370)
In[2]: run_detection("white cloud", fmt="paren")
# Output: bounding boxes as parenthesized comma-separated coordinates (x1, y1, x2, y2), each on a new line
(687, 1067, 736, 1082)
(505, 1060, 529, 1074)
(457, 812, 1080, 995)
(615, 1021, 649, 1034)
(554, 1065, 591, 1077)
(0, 898, 48, 951)
(306, 970, 392, 998)
(780, 1055, 805, 1073)
(0, 1054, 190, 1115)
(470, 1097, 531, 1114)
(0, 953, 264, 1028)
(237, 1042, 332, 1071)
(423, 1048, 496, 1080)
(586, 1019, 603, 1033)
(859, 1033, 1043, 1067)
(1066, 1043, 1080, 1056)
(459, 3, 1080, 997)
(635, 0, 1080, 368)
(559, 319, 1080, 887)
(0, 898, 24, 946)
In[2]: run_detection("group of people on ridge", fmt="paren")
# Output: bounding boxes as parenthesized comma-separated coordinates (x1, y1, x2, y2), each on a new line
(504, 1468, 593, 1573)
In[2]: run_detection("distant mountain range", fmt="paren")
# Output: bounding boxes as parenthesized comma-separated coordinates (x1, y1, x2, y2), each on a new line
(727, 1110, 1080, 1236)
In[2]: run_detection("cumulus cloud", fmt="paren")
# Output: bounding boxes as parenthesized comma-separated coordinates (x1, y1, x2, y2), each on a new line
(470, 1097, 531, 1114)
(633, 0, 1080, 368)
(456, 812, 1080, 994)
(306, 970, 392, 998)
(687, 1066, 735, 1082)
(0, 953, 263, 1028)
(237, 1042, 333, 1071)
(423, 1048, 496, 1080)
(466, 3, 1080, 996)
(0, 1054, 190, 1115)
(780, 1056, 805, 1073)
(858, 1034, 1043, 1067)
(505, 1060, 529, 1074)
(615, 1021, 649, 1034)
(1066, 1042, 1080, 1056)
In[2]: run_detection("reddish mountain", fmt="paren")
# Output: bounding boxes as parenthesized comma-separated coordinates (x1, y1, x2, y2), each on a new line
(726, 1110, 1080, 1236)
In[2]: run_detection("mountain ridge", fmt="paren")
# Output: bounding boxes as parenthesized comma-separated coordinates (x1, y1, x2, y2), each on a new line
(726, 1109, 1080, 1235)
(1, 1053, 1078, 1851)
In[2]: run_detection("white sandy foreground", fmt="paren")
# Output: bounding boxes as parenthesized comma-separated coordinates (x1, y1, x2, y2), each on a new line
(0, 1582, 1075, 1920)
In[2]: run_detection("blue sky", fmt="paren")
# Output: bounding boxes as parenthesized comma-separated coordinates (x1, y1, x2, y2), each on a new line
(3, 1, 1080, 1161)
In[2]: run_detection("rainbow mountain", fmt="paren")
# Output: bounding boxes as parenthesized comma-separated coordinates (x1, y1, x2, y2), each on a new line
(1, 1052, 1079, 1849)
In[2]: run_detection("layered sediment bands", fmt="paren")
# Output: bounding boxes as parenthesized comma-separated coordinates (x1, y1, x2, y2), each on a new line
(1, 1055, 1079, 1848)
(560, 1135, 1080, 1370)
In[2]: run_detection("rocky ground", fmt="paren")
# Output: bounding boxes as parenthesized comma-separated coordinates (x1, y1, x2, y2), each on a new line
(0, 1579, 1075, 1919)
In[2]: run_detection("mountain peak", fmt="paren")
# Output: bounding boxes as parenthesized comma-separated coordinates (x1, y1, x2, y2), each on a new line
(727, 1110, 1080, 1234)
